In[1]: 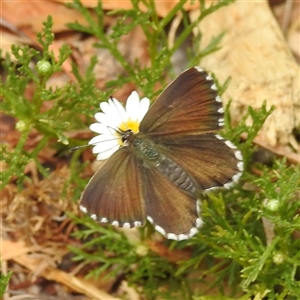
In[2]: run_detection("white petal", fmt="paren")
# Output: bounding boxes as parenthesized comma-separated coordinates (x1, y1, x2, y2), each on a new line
(88, 134, 115, 146)
(99, 102, 115, 121)
(126, 91, 140, 121)
(100, 101, 123, 126)
(89, 123, 113, 134)
(94, 112, 114, 127)
(110, 98, 127, 122)
(88, 135, 104, 145)
(139, 97, 150, 121)
(90, 138, 118, 152)
(96, 146, 119, 160)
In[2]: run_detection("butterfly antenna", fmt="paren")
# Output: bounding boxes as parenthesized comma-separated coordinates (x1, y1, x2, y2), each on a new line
(71, 118, 126, 153)
(70, 144, 91, 152)
(71, 135, 121, 152)
(107, 125, 126, 135)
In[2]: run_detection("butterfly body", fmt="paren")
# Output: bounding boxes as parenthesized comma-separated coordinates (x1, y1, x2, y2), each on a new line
(129, 133, 198, 196)
(80, 67, 243, 240)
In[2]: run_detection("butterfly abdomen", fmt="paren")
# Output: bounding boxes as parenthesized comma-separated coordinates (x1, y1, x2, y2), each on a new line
(155, 155, 197, 196)
(132, 135, 197, 196)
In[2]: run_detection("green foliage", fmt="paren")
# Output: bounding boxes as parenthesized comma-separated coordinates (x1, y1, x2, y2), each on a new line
(0, 270, 12, 297)
(223, 101, 275, 168)
(66, 0, 233, 98)
(70, 214, 192, 299)
(1, 16, 105, 190)
(71, 101, 300, 299)
(2, 0, 299, 299)
(1, 0, 233, 190)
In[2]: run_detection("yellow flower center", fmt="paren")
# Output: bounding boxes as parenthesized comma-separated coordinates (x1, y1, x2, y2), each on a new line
(116, 119, 140, 146)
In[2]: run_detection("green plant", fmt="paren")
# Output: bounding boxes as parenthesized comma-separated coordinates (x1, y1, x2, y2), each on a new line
(66, 0, 233, 97)
(1, 0, 232, 191)
(2, 0, 299, 299)
(71, 99, 300, 299)
(0, 269, 12, 298)
(66, 3, 299, 299)
(1, 16, 103, 191)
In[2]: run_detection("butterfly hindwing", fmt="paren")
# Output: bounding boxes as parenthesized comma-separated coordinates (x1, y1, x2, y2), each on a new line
(140, 164, 202, 240)
(80, 148, 146, 227)
(156, 133, 243, 191)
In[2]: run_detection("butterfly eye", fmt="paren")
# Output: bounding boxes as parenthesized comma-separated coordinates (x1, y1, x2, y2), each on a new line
(121, 129, 134, 143)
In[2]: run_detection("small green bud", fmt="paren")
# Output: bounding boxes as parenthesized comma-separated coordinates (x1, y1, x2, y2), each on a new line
(36, 60, 52, 74)
(136, 244, 148, 256)
(273, 252, 285, 265)
(265, 199, 280, 212)
(15, 120, 28, 132)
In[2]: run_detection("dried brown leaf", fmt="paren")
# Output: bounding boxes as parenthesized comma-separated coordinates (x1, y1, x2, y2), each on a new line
(190, 0, 300, 149)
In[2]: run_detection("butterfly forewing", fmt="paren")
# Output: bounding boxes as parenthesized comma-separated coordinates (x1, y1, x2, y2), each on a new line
(80, 148, 146, 227)
(139, 66, 242, 192)
(140, 67, 223, 137)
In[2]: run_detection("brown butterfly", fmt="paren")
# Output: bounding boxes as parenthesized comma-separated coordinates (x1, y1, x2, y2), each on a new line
(80, 67, 243, 240)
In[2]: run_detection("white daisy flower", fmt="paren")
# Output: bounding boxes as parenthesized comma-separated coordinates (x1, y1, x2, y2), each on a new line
(89, 91, 150, 160)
